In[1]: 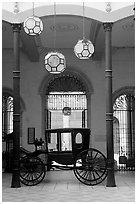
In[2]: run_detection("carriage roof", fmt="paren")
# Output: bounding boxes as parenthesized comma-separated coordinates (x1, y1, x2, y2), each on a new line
(45, 128, 90, 133)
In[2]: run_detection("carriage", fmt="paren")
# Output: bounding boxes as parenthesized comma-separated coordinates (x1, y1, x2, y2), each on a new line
(20, 128, 107, 186)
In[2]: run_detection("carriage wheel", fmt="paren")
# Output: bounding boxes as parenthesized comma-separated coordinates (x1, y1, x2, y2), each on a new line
(20, 155, 46, 186)
(74, 148, 107, 186)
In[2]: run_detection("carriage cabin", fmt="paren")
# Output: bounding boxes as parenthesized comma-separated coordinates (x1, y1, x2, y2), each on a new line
(45, 128, 90, 165)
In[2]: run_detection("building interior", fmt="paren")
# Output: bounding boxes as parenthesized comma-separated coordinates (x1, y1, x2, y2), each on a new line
(2, 2, 135, 201)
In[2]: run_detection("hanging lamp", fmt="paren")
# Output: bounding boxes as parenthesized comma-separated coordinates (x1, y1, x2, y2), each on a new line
(74, 2, 94, 59)
(44, 3, 66, 74)
(23, 2, 43, 35)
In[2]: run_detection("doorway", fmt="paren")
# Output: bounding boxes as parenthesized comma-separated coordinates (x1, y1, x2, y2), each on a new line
(113, 87, 135, 170)
(44, 73, 90, 150)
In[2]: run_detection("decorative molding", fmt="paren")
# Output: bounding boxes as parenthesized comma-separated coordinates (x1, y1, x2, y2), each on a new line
(39, 68, 94, 96)
(103, 22, 113, 31)
(50, 23, 78, 32)
(11, 23, 22, 31)
(105, 2, 112, 13)
(122, 22, 135, 31)
(14, 2, 19, 14)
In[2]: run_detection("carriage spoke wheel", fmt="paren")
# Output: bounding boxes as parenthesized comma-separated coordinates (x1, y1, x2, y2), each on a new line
(74, 148, 107, 186)
(20, 156, 46, 186)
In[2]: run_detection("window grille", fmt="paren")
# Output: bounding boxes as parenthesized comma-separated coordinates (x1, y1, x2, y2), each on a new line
(2, 95, 13, 134)
(113, 93, 135, 170)
(46, 92, 87, 130)
(47, 92, 87, 110)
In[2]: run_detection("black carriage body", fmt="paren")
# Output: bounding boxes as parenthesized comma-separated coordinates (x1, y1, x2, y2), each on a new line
(45, 128, 90, 165)
(20, 128, 107, 186)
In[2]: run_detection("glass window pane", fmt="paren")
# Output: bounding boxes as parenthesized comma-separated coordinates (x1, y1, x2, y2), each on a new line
(75, 132, 82, 144)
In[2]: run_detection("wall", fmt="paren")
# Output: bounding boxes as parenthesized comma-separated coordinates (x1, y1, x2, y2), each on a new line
(2, 47, 135, 154)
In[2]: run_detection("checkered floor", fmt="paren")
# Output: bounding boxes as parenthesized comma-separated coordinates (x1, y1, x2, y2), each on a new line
(2, 170, 135, 202)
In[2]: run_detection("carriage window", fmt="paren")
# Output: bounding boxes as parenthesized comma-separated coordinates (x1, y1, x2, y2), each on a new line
(47, 132, 72, 151)
(75, 132, 82, 144)
(61, 133, 72, 151)
(48, 133, 58, 151)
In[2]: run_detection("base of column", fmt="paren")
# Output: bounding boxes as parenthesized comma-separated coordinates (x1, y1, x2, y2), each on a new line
(106, 169, 116, 187)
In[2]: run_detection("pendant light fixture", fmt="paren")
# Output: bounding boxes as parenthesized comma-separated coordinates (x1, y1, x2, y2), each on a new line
(44, 2, 66, 74)
(23, 2, 43, 35)
(74, 2, 94, 59)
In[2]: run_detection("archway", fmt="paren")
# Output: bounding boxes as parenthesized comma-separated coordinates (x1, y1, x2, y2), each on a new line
(2, 88, 26, 172)
(39, 69, 93, 139)
(2, 87, 26, 136)
(113, 86, 135, 170)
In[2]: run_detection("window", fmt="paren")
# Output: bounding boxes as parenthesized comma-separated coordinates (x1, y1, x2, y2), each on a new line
(47, 132, 72, 151)
(75, 132, 82, 144)
(2, 95, 13, 134)
(47, 92, 87, 129)
(113, 92, 135, 169)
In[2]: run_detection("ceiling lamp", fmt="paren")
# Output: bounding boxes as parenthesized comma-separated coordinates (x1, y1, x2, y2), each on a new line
(44, 3, 66, 74)
(45, 52, 66, 74)
(23, 2, 43, 35)
(74, 2, 94, 59)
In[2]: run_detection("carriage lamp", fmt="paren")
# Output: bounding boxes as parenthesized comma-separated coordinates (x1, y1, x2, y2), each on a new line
(74, 38, 94, 59)
(44, 52, 66, 74)
(23, 2, 43, 35)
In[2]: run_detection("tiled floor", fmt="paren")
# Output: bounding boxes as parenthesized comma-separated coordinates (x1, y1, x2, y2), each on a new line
(2, 170, 135, 202)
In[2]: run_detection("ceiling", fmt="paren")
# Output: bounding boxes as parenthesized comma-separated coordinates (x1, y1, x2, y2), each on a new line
(2, 2, 135, 62)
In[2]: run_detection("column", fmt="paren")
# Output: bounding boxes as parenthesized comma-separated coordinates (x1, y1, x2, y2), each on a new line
(103, 23, 116, 187)
(11, 23, 22, 188)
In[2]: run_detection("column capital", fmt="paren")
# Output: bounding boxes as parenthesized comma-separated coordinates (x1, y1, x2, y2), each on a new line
(11, 23, 22, 32)
(103, 23, 113, 31)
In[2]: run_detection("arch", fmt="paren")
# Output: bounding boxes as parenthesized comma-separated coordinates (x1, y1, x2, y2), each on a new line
(113, 86, 135, 170)
(46, 75, 87, 93)
(113, 86, 135, 104)
(39, 68, 94, 96)
(39, 68, 93, 136)
(2, 87, 26, 112)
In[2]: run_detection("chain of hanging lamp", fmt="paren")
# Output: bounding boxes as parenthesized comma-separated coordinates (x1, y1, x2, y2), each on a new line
(82, 2, 85, 40)
(44, 2, 66, 74)
(74, 2, 94, 59)
(23, 2, 43, 35)
(53, 2, 57, 51)
(32, 2, 34, 16)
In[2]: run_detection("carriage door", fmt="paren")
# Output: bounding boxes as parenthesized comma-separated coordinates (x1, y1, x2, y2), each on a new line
(113, 91, 135, 170)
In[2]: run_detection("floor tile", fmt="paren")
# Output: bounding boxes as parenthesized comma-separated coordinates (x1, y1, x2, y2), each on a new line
(2, 170, 135, 202)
